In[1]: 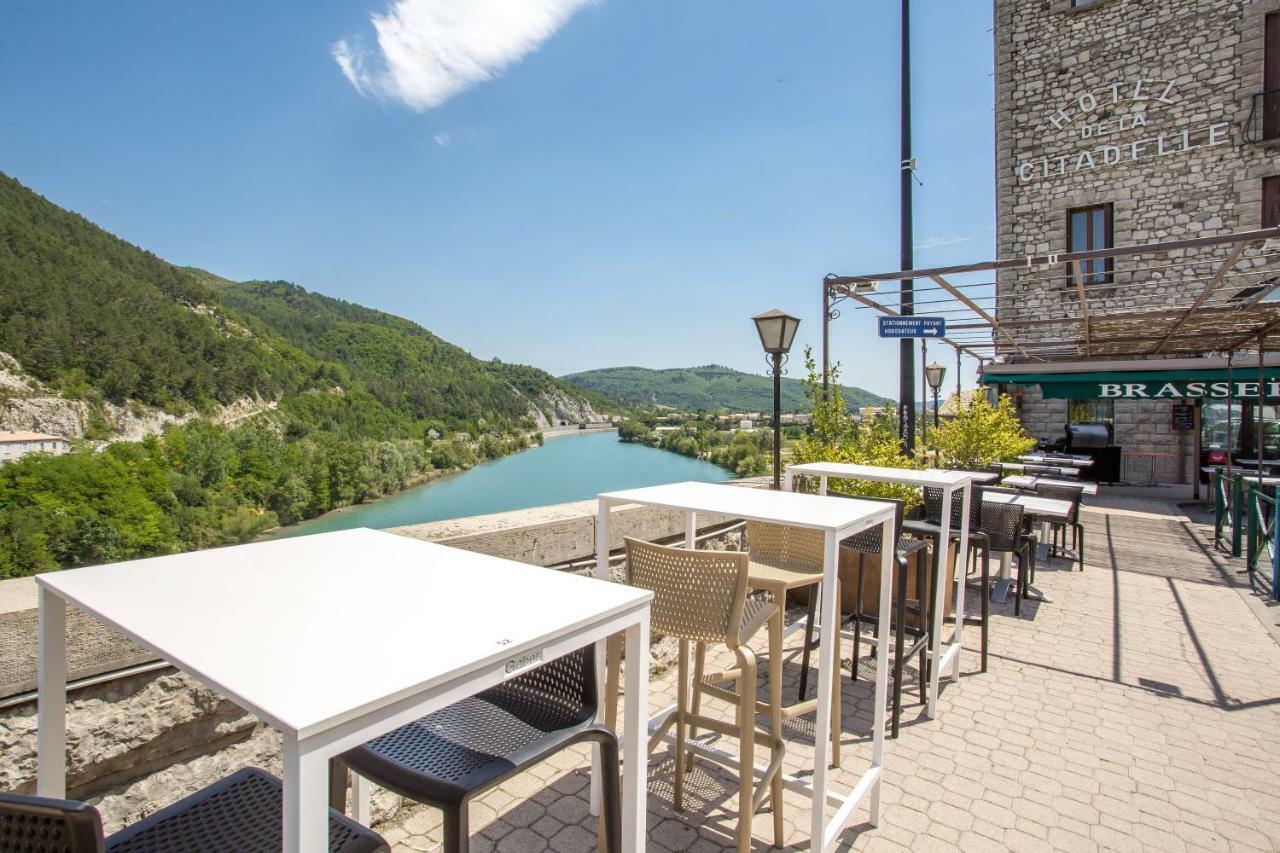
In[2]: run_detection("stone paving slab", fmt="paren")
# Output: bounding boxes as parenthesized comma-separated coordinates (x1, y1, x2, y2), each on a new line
(381, 497, 1280, 851)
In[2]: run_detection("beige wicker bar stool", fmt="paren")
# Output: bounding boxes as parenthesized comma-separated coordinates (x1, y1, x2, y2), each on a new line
(616, 537, 785, 852)
(695, 520, 844, 768)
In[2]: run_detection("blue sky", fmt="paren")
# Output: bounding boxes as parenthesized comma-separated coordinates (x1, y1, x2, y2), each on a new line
(0, 1, 994, 399)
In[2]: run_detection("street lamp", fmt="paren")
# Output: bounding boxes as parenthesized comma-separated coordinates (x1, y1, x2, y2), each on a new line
(752, 309, 801, 490)
(924, 361, 946, 430)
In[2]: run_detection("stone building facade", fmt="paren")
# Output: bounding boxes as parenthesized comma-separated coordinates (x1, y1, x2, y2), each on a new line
(989, 0, 1280, 483)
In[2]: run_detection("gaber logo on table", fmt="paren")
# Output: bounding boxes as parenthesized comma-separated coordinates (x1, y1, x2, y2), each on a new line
(503, 649, 543, 676)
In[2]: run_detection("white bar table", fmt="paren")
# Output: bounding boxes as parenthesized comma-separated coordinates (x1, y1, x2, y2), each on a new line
(37, 528, 652, 853)
(784, 462, 973, 718)
(1018, 454, 1094, 468)
(1002, 475, 1099, 496)
(596, 481, 895, 852)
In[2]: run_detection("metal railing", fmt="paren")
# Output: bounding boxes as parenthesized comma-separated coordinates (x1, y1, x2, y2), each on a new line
(1247, 483, 1280, 598)
(1243, 88, 1280, 144)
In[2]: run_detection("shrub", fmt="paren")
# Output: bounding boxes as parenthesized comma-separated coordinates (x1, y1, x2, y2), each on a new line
(788, 348, 922, 508)
(927, 393, 1035, 469)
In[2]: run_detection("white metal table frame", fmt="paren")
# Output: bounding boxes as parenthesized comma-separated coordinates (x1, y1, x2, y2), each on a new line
(36, 529, 653, 853)
(595, 481, 896, 852)
(1001, 475, 1099, 496)
(1017, 454, 1094, 468)
(784, 463, 973, 719)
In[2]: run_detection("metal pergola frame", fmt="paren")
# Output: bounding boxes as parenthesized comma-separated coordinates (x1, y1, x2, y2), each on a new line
(822, 225, 1280, 387)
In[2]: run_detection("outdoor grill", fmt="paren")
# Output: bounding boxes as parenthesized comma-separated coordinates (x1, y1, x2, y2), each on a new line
(1064, 422, 1121, 483)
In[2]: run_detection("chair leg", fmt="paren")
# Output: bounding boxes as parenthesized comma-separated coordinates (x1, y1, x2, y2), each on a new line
(596, 736, 623, 853)
(328, 758, 348, 813)
(798, 593, 818, 700)
(766, 608, 785, 847)
(1076, 522, 1085, 571)
(916, 549, 928, 703)
(442, 803, 470, 853)
(1014, 547, 1024, 617)
(980, 544, 989, 673)
(892, 559, 907, 738)
(851, 566, 864, 682)
(685, 641, 705, 773)
(674, 639, 688, 811)
(735, 649, 758, 853)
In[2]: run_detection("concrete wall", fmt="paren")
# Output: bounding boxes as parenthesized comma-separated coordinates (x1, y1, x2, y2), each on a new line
(0, 490, 758, 831)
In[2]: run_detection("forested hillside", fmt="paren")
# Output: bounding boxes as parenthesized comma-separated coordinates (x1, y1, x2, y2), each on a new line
(0, 172, 305, 408)
(0, 172, 610, 576)
(562, 364, 892, 412)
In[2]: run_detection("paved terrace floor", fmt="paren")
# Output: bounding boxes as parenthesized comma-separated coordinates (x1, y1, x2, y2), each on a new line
(381, 493, 1280, 852)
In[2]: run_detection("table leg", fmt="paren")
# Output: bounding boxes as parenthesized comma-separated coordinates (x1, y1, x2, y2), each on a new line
(351, 772, 372, 825)
(869, 517, 893, 826)
(282, 735, 328, 853)
(925, 488, 951, 718)
(809, 530, 840, 848)
(592, 498, 612, 818)
(991, 552, 1013, 605)
(37, 585, 66, 798)
(952, 485, 971, 682)
(622, 615, 650, 853)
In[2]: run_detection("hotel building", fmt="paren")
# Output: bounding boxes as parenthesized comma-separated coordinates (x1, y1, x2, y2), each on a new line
(982, 0, 1280, 484)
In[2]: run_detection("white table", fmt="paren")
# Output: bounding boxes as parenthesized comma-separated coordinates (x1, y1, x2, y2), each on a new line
(784, 463, 973, 719)
(1002, 475, 1099, 496)
(37, 529, 653, 853)
(982, 492, 1073, 605)
(596, 481, 895, 852)
(1018, 454, 1094, 468)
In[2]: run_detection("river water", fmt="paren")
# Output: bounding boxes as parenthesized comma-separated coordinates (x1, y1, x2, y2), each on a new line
(268, 430, 730, 538)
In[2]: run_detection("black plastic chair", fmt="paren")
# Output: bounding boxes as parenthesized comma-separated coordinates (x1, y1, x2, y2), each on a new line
(788, 491, 931, 737)
(0, 767, 388, 853)
(980, 501, 1036, 616)
(836, 496, 932, 738)
(1033, 483, 1085, 570)
(331, 645, 619, 853)
(905, 486, 991, 672)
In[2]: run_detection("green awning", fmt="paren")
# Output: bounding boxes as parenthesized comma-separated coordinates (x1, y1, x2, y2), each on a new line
(981, 368, 1280, 400)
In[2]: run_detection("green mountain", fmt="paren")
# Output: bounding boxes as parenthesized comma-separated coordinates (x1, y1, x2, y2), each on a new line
(561, 364, 893, 412)
(0, 170, 617, 576)
(0, 171, 605, 437)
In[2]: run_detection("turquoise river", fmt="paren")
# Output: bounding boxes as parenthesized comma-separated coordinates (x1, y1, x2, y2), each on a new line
(269, 430, 731, 538)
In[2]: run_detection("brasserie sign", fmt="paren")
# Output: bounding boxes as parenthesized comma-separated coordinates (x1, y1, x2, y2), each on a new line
(1016, 78, 1231, 183)
(985, 369, 1280, 400)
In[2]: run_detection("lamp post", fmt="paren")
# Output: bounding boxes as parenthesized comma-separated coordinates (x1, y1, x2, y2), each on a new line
(925, 361, 946, 431)
(753, 309, 801, 490)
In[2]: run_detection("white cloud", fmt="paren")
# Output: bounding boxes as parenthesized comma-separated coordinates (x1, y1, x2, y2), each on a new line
(913, 235, 973, 251)
(333, 0, 594, 111)
(434, 132, 451, 146)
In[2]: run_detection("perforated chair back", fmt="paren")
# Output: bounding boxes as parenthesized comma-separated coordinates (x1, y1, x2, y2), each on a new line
(624, 538, 748, 646)
(743, 520, 824, 573)
(481, 645, 597, 731)
(836, 495, 904, 555)
(923, 486, 982, 531)
(0, 792, 104, 853)
(1033, 483, 1081, 522)
(980, 501, 1026, 552)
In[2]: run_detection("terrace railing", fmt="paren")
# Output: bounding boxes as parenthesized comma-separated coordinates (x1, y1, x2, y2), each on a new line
(1246, 482, 1280, 598)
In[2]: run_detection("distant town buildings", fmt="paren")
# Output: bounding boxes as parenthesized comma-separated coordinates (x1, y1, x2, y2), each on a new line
(0, 431, 68, 463)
